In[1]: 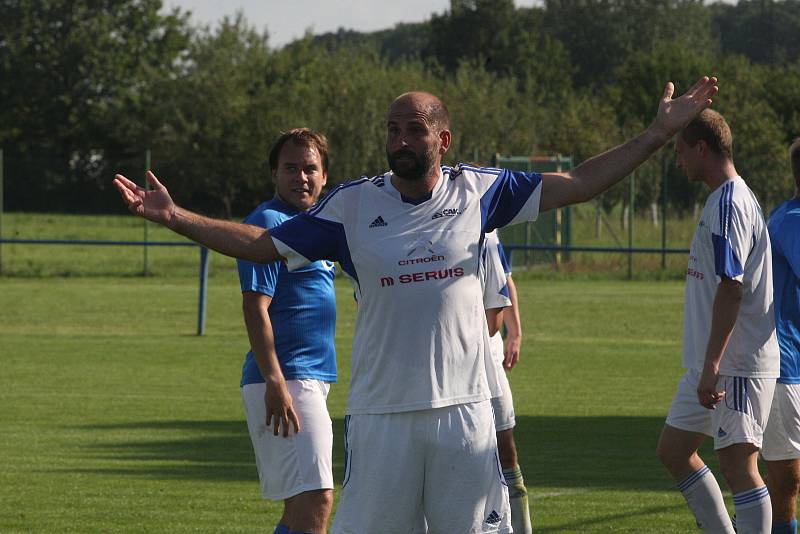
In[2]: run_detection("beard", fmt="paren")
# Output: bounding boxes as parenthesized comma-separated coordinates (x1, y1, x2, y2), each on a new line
(387, 147, 434, 181)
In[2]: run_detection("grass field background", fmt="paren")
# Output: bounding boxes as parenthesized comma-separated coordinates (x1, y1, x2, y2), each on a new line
(0, 213, 730, 532)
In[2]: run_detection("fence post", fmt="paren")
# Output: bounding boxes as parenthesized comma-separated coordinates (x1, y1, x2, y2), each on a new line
(143, 149, 151, 275)
(661, 154, 668, 269)
(197, 247, 210, 335)
(0, 148, 3, 276)
(628, 172, 635, 280)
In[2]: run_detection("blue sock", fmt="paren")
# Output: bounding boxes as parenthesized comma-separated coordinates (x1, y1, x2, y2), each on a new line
(273, 525, 290, 534)
(289, 532, 314, 534)
(773, 518, 798, 534)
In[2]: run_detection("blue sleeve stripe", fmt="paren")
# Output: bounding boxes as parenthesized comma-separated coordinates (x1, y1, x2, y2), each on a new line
(459, 163, 503, 175)
(308, 176, 373, 217)
(497, 241, 511, 274)
(718, 182, 733, 239)
(712, 233, 744, 279)
(499, 283, 510, 299)
(270, 214, 359, 285)
(480, 169, 543, 232)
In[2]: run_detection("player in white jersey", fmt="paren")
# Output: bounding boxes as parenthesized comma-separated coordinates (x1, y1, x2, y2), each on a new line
(114, 77, 718, 533)
(656, 110, 779, 534)
(481, 230, 532, 534)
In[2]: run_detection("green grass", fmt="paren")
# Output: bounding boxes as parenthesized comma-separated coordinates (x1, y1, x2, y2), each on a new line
(1, 268, 730, 532)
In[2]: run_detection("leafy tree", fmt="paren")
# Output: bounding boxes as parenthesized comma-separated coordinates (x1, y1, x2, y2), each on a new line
(711, 0, 800, 65)
(152, 14, 270, 217)
(0, 0, 190, 211)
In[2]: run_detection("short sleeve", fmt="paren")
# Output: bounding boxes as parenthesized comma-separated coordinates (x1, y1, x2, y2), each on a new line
(774, 208, 800, 279)
(237, 257, 280, 296)
(269, 186, 358, 282)
(480, 168, 542, 232)
(711, 184, 747, 282)
(482, 232, 511, 310)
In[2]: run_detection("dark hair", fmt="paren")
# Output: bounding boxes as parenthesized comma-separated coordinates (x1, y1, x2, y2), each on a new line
(679, 109, 733, 160)
(268, 128, 329, 173)
(791, 138, 800, 183)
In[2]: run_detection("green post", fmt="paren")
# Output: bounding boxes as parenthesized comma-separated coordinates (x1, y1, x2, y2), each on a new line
(143, 149, 151, 276)
(628, 172, 635, 280)
(661, 154, 668, 269)
(0, 148, 3, 276)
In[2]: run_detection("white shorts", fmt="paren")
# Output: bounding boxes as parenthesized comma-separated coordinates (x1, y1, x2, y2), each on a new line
(490, 370, 516, 432)
(332, 400, 511, 534)
(241, 379, 333, 500)
(486, 334, 515, 432)
(666, 369, 775, 450)
(762, 382, 800, 461)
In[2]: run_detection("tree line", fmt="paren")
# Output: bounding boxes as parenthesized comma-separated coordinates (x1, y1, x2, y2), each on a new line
(2, 0, 799, 217)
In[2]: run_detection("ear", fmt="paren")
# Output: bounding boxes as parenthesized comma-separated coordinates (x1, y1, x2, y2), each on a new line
(696, 139, 708, 157)
(439, 129, 452, 154)
(271, 168, 278, 185)
(321, 169, 328, 187)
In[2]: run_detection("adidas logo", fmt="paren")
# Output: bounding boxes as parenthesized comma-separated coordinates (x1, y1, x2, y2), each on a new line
(368, 216, 387, 228)
(485, 510, 501, 525)
(717, 427, 727, 438)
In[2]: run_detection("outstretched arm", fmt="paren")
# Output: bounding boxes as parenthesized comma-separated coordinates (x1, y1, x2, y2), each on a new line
(539, 76, 718, 212)
(114, 171, 283, 264)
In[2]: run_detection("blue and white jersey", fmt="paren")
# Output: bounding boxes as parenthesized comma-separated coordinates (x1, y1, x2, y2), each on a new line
(269, 164, 542, 414)
(768, 198, 800, 384)
(683, 176, 778, 377)
(238, 197, 337, 386)
(481, 230, 512, 397)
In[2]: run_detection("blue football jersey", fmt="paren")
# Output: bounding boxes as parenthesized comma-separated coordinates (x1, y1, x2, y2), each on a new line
(768, 198, 800, 384)
(238, 197, 337, 386)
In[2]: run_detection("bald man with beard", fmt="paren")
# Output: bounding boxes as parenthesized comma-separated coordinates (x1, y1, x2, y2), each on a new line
(115, 78, 718, 533)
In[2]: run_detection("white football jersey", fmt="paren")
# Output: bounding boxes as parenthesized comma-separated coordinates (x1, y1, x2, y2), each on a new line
(683, 176, 779, 377)
(481, 230, 512, 397)
(270, 164, 542, 414)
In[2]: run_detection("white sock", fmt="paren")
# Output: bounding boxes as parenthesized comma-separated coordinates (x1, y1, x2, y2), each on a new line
(678, 466, 735, 533)
(732, 486, 771, 534)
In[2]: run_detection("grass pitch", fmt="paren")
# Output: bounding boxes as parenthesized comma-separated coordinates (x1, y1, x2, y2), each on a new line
(0, 267, 727, 532)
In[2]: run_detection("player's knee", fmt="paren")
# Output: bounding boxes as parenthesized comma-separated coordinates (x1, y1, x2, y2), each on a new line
(287, 489, 333, 517)
(656, 441, 674, 468)
(310, 488, 334, 512)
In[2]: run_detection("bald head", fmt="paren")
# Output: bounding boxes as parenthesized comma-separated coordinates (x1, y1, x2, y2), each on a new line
(389, 92, 450, 133)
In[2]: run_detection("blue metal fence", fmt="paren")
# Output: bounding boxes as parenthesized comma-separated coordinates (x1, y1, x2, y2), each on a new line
(0, 238, 210, 335)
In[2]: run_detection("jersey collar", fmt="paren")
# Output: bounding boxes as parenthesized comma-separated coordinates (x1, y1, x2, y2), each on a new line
(383, 167, 445, 206)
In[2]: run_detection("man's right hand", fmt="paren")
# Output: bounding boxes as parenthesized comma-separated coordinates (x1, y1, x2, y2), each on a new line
(265, 375, 301, 437)
(114, 170, 176, 227)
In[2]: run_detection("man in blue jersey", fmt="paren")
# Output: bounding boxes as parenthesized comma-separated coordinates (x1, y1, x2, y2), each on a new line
(114, 76, 718, 533)
(657, 110, 779, 534)
(763, 138, 800, 534)
(238, 128, 336, 534)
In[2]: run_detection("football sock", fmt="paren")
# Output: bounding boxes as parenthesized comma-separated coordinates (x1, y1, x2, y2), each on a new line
(503, 464, 532, 534)
(733, 486, 771, 534)
(273, 525, 290, 534)
(677, 465, 735, 533)
(772, 518, 798, 534)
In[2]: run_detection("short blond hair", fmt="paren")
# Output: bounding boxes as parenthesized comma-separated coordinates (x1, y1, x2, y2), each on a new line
(680, 109, 733, 160)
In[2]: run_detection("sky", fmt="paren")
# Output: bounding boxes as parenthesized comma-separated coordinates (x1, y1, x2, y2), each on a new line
(164, 0, 540, 48)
